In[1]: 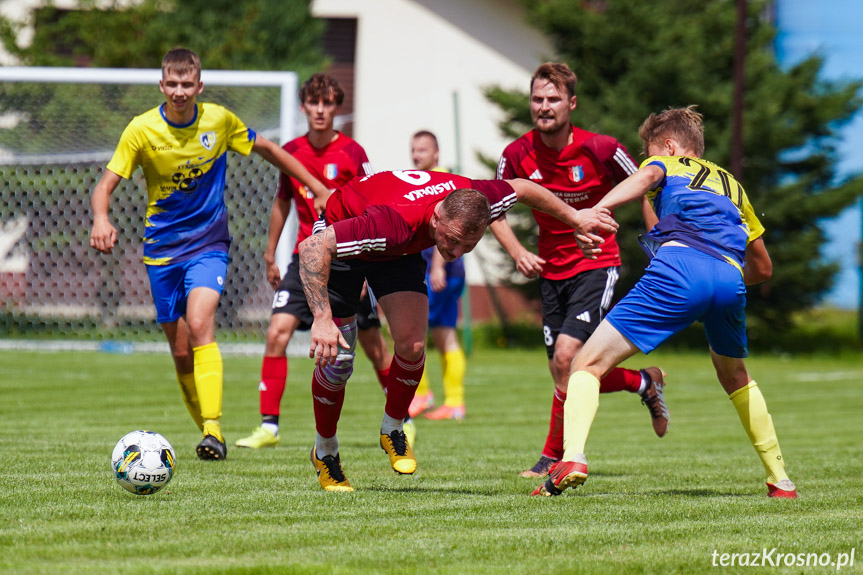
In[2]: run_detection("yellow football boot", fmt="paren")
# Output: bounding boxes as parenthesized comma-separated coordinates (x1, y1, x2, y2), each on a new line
(235, 426, 280, 449)
(310, 447, 353, 492)
(380, 429, 417, 474)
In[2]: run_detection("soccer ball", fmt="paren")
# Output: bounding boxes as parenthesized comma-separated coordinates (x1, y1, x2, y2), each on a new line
(111, 430, 176, 495)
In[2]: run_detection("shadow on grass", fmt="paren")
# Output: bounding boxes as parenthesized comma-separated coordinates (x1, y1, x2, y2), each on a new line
(651, 488, 745, 497)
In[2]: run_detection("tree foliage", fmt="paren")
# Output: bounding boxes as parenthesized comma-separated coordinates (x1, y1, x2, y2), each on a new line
(0, 1, 328, 329)
(1, 0, 326, 75)
(486, 0, 863, 330)
(0, 0, 328, 155)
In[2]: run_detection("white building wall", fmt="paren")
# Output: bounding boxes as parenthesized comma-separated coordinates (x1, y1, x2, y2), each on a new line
(312, 0, 553, 177)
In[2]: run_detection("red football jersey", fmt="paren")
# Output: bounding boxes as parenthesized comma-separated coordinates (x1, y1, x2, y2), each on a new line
(322, 170, 516, 260)
(278, 133, 373, 253)
(496, 126, 637, 280)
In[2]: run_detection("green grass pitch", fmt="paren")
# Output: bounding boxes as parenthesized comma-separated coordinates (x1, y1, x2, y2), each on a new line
(1, 348, 861, 574)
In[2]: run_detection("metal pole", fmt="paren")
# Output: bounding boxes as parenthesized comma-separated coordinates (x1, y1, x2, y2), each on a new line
(452, 90, 472, 355)
(859, 197, 863, 341)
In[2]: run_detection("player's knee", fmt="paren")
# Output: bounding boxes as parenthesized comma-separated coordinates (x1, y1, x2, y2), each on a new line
(551, 351, 575, 379)
(320, 351, 356, 386)
(171, 350, 193, 372)
(184, 315, 211, 341)
(393, 338, 425, 362)
(265, 322, 292, 353)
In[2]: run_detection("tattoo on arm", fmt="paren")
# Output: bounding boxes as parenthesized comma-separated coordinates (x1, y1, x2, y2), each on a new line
(299, 228, 337, 317)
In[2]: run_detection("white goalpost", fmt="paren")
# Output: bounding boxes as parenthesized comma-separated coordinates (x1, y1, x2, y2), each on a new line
(0, 66, 303, 349)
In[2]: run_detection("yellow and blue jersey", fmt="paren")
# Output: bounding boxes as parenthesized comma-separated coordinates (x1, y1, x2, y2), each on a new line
(641, 155, 764, 272)
(107, 102, 256, 265)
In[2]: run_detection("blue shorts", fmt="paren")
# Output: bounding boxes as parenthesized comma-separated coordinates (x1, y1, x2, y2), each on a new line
(146, 251, 230, 323)
(428, 275, 465, 328)
(606, 246, 748, 358)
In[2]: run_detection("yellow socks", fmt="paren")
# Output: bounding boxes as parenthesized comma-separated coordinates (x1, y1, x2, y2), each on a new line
(729, 380, 788, 485)
(416, 371, 431, 397)
(562, 371, 601, 461)
(441, 349, 466, 407)
(194, 342, 223, 442)
(176, 372, 203, 431)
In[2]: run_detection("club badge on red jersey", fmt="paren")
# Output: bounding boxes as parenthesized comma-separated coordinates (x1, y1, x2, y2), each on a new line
(325, 163, 338, 181)
(570, 165, 584, 183)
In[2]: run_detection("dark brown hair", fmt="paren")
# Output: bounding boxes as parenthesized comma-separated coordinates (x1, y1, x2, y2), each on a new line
(531, 62, 577, 99)
(299, 74, 345, 106)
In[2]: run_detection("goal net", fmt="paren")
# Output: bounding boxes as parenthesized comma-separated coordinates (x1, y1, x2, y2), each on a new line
(0, 66, 302, 348)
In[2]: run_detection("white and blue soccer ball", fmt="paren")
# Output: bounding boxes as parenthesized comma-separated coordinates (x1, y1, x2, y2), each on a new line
(111, 430, 176, 495)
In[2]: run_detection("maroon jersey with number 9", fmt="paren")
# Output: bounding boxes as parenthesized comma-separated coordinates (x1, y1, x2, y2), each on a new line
(322, 170, 516, 260)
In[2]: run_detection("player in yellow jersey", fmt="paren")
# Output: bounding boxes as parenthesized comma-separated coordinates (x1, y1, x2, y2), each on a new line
(533, 106, 796, 499)
(89, 48, 330, 461)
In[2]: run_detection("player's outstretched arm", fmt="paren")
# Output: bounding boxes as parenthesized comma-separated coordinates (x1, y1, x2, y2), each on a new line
(594, 165, 665, 212)
(253, 135, 331, 214)
(89, 169, 123, 254)
(575, 166, 666, 257)
(488, 218, 545, 279)
(505, 178, 618, 242)
(298, 227, 349, 366)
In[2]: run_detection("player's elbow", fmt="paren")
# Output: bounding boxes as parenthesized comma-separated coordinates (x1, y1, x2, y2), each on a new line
(744, 257, 772, 286)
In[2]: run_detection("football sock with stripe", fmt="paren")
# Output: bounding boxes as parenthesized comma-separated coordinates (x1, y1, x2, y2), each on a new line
(562, 370, 601, 461)
(384, 352, 425, 420)
(729, 380, 789, 485)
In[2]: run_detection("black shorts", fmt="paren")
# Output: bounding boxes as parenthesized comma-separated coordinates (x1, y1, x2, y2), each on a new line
(356, 292, 382, 330)
(328, 253, 428, 319)
(540, 267, 619, 359)
(270, 260, 313, 330)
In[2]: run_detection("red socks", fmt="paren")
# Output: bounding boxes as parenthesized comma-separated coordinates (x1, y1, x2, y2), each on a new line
(600, 367, 643, 393)
(384, 353, 425, 420)
(259, 356, 287, 416)
(541, 368, 643, 458)
(375, 367, 390, 393)
(541, 390, 566, 460)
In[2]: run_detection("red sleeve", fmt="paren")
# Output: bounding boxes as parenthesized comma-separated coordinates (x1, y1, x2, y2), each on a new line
(496, 142, 522, 180)
(583, 134, 639, 183)
(353, 145, 374, 177)
(330, 205, 413, 259)
(470, 179, 517, 222)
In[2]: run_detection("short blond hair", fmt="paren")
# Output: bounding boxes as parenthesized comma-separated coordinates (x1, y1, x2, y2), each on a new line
(638, 105, 705, 157)
(440, 189, 490, 235)
(162, 48, 201, 80)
